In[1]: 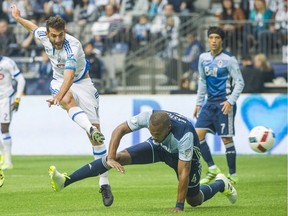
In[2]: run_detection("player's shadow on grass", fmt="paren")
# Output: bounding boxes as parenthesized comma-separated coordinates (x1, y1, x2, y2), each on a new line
(185, 205, 241, 212)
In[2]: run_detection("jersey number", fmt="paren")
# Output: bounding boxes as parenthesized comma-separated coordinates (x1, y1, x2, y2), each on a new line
(4, 113, 8, 121)
(221, 123, 226, 134)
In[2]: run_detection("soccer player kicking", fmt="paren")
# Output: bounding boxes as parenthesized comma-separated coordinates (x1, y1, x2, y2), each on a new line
(10, 5, 113, 206)
(193, 26, 244, 185)
(48, 110, 237, 212)
(0, 54, 26, 170)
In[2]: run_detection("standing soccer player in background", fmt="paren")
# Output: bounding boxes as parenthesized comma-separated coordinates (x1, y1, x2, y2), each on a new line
(193, 26, 244, 185)
(0, 53, 26, 170)
(10, 5, 113, 206)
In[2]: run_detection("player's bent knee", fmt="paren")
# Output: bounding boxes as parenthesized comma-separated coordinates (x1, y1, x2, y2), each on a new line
(61, 93, 76, 108)
(115, 150, 132, 165)
(186, 192, 203, 207)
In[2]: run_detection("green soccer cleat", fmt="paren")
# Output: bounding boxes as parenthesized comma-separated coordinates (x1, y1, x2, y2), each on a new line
(200, 167, 221, 185)
(216, 173, 237, 204)
(89, 127, 105, 144)
(99, 184, 114, 207)
(228, 174, 239, 184)
(0, 169, 4, 187)
(48, 166, 69, 192)
(1, 163, 13, 170)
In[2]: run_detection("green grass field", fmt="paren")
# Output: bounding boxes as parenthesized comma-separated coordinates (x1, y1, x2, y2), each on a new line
(0, 155, 287, 216)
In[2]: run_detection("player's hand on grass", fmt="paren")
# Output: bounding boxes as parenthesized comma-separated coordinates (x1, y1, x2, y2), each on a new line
(220, 101, 232, 115)
(168, 207, 183, 213)
(107, 159, 125, 173)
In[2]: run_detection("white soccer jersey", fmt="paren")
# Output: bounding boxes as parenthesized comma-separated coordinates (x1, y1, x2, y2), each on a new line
(0, 56, 21, 99)
(33, 27, 89, 82)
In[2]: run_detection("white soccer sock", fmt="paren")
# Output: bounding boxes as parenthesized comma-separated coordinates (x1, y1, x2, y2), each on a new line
(2, 133, 12, 165)
(93, 144, 109, 186)
(68, 107, 92, 133)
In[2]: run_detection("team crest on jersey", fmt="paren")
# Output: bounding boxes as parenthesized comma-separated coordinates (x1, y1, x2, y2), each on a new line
(217, 60, 223, 67)
(66, 59, 76, 67)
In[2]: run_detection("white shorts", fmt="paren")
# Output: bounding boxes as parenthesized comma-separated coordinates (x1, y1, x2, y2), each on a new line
(0, 96, 14, 123)
(50, 78, 100, 124)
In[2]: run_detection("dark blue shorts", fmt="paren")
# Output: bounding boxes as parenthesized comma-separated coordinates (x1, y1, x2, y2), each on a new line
(195, 102, 236, 136)
(126, 141, 201, 198)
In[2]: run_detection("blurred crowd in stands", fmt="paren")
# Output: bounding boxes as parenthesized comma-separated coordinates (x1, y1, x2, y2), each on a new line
(0, 0, 287, 94)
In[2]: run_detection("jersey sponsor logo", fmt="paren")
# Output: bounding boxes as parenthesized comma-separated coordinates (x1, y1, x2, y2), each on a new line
(56, 64, 65, 68)
(0, 73, 4, 80)
(204, 66, 218, 77)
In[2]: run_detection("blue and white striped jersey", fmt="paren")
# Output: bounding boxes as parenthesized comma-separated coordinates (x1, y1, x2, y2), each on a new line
(196, 51, 244, 105)
(33, 27, 89, 83)
(127, 110, 201, 162)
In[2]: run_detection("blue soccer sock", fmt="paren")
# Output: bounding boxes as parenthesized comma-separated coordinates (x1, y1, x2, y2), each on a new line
(225, 142, 236, 175)
(200, 140, 215, 167)
(64, 158, 110, 187)
(200, 180, 224, 202)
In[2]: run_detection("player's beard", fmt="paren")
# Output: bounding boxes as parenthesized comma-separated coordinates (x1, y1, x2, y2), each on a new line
(51, 40, 64, 50)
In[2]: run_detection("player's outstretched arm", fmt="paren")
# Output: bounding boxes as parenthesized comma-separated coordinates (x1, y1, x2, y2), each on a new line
(11, 4, 38, 33)
(107, 122, 132, 173)
(169, 160, 191, 212)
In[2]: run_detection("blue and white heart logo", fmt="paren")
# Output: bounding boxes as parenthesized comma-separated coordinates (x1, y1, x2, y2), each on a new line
(241, 95, 287, 151)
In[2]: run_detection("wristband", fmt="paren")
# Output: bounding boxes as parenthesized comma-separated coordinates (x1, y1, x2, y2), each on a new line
(15, 98, 21, 103)
(175, 202, 184, 210)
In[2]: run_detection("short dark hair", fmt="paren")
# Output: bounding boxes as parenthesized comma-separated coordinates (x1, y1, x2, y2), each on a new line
(150, 112, 170, 127)
(46, 16, 66, 32)
(207, 26, 225, 40)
